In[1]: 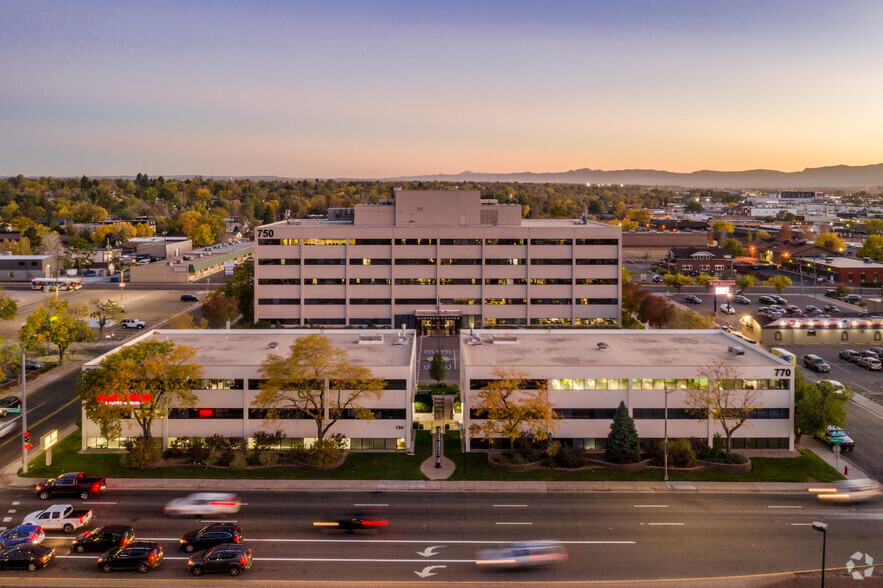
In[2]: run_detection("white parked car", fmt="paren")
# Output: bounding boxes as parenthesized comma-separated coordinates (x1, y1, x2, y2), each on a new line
(164, 493, 241, 518)
(719, 304, 736, 315)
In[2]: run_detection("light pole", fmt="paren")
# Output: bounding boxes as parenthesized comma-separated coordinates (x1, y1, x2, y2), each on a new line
(812, 521, 827, 588)
(119, 269, 126, 302)
(1, 350, 29, 474)
(663, 387, 676, 481)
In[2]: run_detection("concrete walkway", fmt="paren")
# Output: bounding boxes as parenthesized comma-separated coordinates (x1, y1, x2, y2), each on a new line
(802, 436, 869, 479)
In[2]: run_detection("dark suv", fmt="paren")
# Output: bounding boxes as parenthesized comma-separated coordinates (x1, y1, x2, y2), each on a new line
(187, 543, 253, 576)
(179, 523, 243, 553)
(803, 354, 830, 372)
(97, 541, 163, 573)
(72, 525, 134, 553)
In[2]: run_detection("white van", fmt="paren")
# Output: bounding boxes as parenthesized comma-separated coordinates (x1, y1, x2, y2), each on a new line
(770, 347, 797, 365)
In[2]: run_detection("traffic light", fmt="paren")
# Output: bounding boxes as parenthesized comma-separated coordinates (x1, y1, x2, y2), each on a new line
(24, 430, 31, 451)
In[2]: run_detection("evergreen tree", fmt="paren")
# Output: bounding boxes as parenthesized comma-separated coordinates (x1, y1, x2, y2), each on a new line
(429, 350, 446, 385)
(606, 401, 642, 463)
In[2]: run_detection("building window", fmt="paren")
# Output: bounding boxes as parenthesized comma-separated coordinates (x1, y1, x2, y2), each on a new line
(354, 239, 391, 245)
(574, 278, 618, 285)
(440, 238, 481, 245)
(397, 238, 435, 245)
(530, 298, 570, 305)
(258, 278, 301, 285)
(550, 378, 628, 390)
(258, 258, 300, 265)
(339, 408, 406, 420)
(575, 239, 618, 245)
(486, 278, 528, 285)
(876, 331, 882, 341)
(200, 379, 244, 390)
(350, 318, 392, 326)
(529, 278, 569, 285)
(440, 298, 479, 305)
(552, 408, 616, 419)
(303, 258, 344, 265)
(807, 329, 816, 336)
(349, 277, 390, 285)
(484, 298, 527, 305)
(681, 264, 693, 270)
(304, 298, 346, 305)
(304, 278, 345, 285)
(440, 278, 479, 285)
(258, 298, 300, 305)
(700, 265, 710, 271)
(350, 258, 391, 265)
(842, 331, 849, 341)
(530, 318, 571, 325)
(395, 278, 436, 285)
(349, 298, 391, 305)
(485, 238, 525, 245)
(530, 238, 572, 245)
(775, 331, 782, 341)
(303, 238, 354, 245)
(394, 298, 437, 305)
(439, 258, 481, 265)
(395, 258, 435, 265)
(575, 298, 618, 305)
(531, 258, 571, 265)
(169, 408, 244, 419)
(485, 258, 525, 265)
(575, 258, 618, 265)
(483, 318, 527, 326)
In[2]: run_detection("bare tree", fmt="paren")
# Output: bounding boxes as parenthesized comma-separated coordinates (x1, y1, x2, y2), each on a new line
(685, 360, 764, 457)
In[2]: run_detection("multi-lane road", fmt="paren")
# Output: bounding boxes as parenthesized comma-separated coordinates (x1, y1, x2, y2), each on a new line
(0, 489, 879, 585)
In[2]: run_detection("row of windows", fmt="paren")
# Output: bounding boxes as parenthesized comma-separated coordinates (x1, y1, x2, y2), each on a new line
(260, 237, 618, 247)
(246, 379, 407, 390)
(168, 407, 408, 420)
(89, 436, 407, 451)
(479, 377, 790, 392)
(632, 408, 789, 419)
(257, 277, 619, 287)
(550, 379, 630, 390)
(469, 408, 618, 419)
(468, 436, 789, 451)
(532, 318, 618, 325)
(266, 257, 620, 266)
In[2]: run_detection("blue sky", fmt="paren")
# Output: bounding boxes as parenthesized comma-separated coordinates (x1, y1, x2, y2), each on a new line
(1, 1, 881, 178)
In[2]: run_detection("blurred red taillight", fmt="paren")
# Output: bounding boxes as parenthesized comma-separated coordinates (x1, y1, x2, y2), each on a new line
(239, 556, 247, 564)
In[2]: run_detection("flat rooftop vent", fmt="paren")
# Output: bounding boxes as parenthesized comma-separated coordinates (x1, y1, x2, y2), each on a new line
(491, 334, 518, 344)
(358, 333, 383, 344)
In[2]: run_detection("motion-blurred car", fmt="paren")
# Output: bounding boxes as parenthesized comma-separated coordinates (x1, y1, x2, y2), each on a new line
(187, 543, 253, 576)
(179, 523, 243, 553)
(732, 294, 751, 304)
(0, 544, 55, 571)
(164, 493, 241, 518)
(475, 541, 568, 569)
(651, 275, 664, 283)
(810, 479, 882, 504)
(684, 295, 701, 304)
(313, 512, 388, 532)
(0, 415, 21, 438)
(719, 304, 736, 315)
(0, 525, 45, 549)
(180, 294, 199, 302)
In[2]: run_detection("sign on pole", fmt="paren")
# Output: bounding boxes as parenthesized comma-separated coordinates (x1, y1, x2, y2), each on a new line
(41, 429, 58, 467)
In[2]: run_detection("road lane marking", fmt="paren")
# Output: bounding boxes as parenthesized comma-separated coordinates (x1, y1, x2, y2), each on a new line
(12, 502, 19, 506)
(45, 537, 635, 545)
(354, 503, 388, 507)
(768, 506, 802, 509)
(495, 522, 532, 525)
(791, 523, 814, 526)
(200, 519, 238, 523)
(634, 505, 668, 508)
(2, 517, 10, 522)
(647, 523, 684, 526)
(492, 504, 527, 507)
(0, 527, 5, 531)
(85, 502, 117, 505)
(8, 509, 15, 513)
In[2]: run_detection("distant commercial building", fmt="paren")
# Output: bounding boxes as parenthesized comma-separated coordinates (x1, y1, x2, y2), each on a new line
(81, 329, 416, 452)
(665, 247, 734, 277)
(0, 254, 58, 281)
(460, 329, 794, 451)
(254, 189, 621, 332)
(128, 240, 253, 283)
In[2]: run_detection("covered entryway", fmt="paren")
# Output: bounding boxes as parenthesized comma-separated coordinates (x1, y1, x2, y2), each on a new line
(415, 309, 462, 336)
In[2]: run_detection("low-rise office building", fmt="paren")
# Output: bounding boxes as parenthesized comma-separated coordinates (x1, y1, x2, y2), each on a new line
(128, 240, 254, 283)
(80, 329, 416, 452)
(460, 329, 794, 451)
(254, 188, 621, 332)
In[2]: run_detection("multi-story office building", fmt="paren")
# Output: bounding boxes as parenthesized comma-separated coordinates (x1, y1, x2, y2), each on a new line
(461, 329, 795, 451)
(254, 189, 621, 333)
(81, 329, 416, 452)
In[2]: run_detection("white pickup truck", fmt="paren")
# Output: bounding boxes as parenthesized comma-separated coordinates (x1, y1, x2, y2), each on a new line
(23, 503, 93, 534)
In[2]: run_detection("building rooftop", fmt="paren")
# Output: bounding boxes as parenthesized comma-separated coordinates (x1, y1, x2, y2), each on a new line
(84, 329, 415, 369)
(798, 255, 883, 269)
(460, 329, 783, 368)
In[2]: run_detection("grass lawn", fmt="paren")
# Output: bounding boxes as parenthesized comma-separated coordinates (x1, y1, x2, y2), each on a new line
(22, 429, 844, 483)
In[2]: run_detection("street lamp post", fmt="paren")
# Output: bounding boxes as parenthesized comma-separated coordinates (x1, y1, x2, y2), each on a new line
(119, 269, 126, 302)
(1, 350, 29, 474)
(812, 521, 827, 588)
(663, 387, 675, 482)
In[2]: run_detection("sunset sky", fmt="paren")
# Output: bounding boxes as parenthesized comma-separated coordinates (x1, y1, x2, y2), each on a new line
(1, 1, 881, 178)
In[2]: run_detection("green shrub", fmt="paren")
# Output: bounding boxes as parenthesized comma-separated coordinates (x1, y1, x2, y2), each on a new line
(658, 439, 696, 468)
(306, 438, 344, 468)
(227, 436, 247, 452)
(186, 438, 210, 464)
(258, 451, 279, 467)
(494, 451, 526, 465)
(229, 452, 249, 469)
(122, 438, 161, 468)
(204, 450, 226, 467)
(205, 434, 229, 453)
(253, 430, 283, 451)
(414, 401, 431, 413)
(606, 401, 642, 464)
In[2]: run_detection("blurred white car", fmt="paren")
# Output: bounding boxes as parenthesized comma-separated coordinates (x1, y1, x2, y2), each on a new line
(164, 493, 241, 517)
(476, 541, 567, 568)
(810, 479, 882, 504)
(719, 304, 736, 315)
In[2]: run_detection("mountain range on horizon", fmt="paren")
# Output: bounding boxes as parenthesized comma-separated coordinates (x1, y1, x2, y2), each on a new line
(379, 162, 883, 190)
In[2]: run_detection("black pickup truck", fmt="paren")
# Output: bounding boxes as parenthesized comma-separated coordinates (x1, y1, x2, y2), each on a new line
(36, 472, 107, 500)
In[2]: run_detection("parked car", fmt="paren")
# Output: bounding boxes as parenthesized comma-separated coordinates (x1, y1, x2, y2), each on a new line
(785, 305, 802, 315)
(771, 295, 788, 305)
(179, 523, 243, 553)
(24, 359, 44, 370)
(475, 541, 568, 569)
(823, 304, 840, 313)
(0, 524, 45, 549)
(859, 356, 882, 370)
(769, 305, 786, 315)
(684, 295, 702, 304)
(36, 472, 107, 500)
(0, 395, 21, 417)
(22, 504, 93, 534)
(732, 294, 751, 304)
(0, 544, 55, 571)
(819, 380, 845, 393)
(871, 346, 883, 357)
(803, 354, 830, 372)
(71, 525, 134, 553)
(843, 294, 863, 304)
(719, 304, 736, 315)
(120, 318, 146, 329)
(758, 295, 776, 304)
(180, 294, 199, 302)
(651, 274, 664, 283)
(97, 541, 163, 573)
(839, 349, 861, 363)
(164, 493, 241, 518)
(187, 543, 253, 576)
(817, 425, 854, 451)
(804, 305, 822, 314)
(859, 349, 880, 360)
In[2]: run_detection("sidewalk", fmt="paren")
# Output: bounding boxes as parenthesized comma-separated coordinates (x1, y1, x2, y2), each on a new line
(801, 436, 869, 480)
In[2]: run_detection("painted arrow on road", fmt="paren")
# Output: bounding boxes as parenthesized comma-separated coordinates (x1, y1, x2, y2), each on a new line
(416, 545, 446, 557)
(414, 565, 447, 578)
